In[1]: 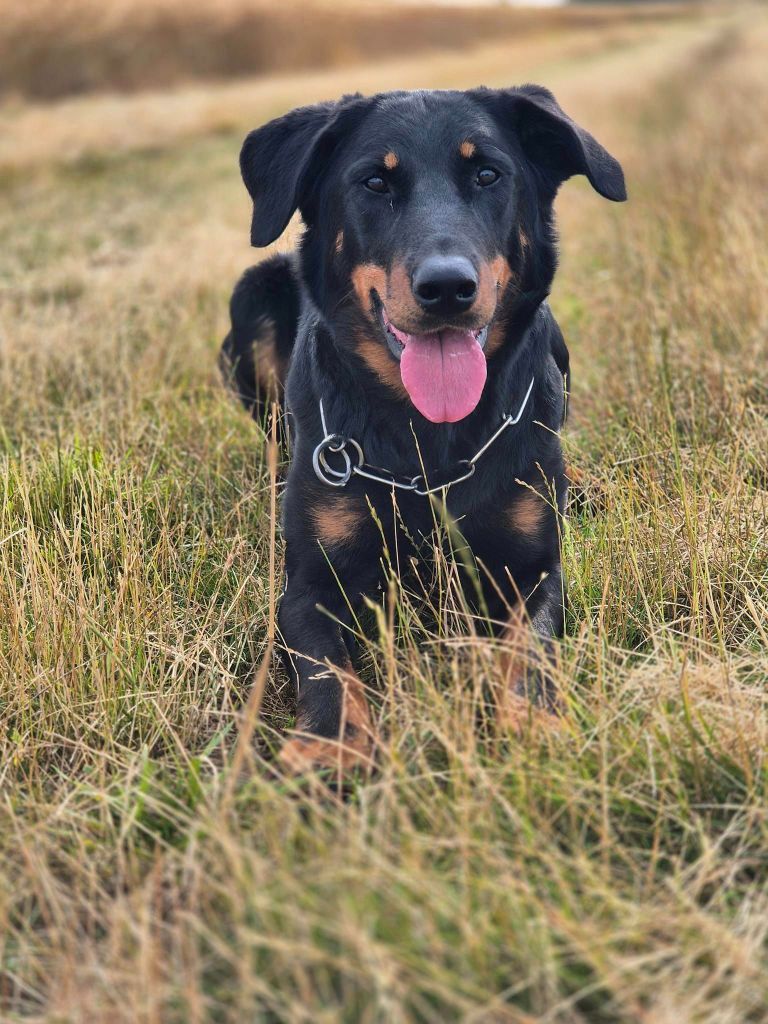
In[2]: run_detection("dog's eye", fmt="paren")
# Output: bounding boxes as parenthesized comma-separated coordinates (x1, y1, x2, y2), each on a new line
(476, 167, 500, 187)
(364, 176, 389, 194)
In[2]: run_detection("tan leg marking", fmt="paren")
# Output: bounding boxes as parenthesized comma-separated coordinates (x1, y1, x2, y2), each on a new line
(252, 321, 286, 399)
(497, 609, 563, 737)
(506, 491, 546, 537)
(279, 671, 375, 774)
(312, 495, 367, 548)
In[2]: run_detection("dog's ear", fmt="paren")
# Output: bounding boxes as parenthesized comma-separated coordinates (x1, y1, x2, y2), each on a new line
(478, 85, 626, 202)
(240, 100, 340, 247)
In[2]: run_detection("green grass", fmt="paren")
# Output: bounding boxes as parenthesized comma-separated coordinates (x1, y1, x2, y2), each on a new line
(0, 9, 767, 1022)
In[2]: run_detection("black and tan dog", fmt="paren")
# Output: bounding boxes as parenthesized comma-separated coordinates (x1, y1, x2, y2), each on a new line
(221, 86, 625, 772)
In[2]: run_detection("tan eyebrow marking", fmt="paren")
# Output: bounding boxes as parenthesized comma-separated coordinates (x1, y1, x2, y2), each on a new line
(383, 151, 399, 170)
(459, 140, 476, 159)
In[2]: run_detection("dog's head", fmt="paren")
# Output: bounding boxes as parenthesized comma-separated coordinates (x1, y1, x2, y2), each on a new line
(240, 87, 625, 423)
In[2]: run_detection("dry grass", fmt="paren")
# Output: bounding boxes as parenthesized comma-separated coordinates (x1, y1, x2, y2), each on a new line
(1, 5, 767, 1022)
(0, 0, 700, 100)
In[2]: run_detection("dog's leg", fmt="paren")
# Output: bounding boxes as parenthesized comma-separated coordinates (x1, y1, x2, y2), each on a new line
(461, 477, 567, 733)
(277, 581, 374, 774)
(219, 253, 300, 421)
(276, 492, 383, 775)
(496, 568, 567, 735)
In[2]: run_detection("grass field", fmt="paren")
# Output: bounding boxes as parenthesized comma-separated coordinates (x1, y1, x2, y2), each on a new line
(0, 1, 697, 100)
(1, 4, 767, 1021)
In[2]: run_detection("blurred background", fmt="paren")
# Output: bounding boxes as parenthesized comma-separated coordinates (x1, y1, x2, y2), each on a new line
(0, 0, 714, 103)
(0, 0, 730, 298)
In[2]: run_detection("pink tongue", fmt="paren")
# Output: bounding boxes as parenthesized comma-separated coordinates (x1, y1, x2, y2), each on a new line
(400, 329, 487, 423)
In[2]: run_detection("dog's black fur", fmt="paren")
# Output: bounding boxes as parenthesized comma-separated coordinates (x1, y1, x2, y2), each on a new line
(220, 87, 625, 769)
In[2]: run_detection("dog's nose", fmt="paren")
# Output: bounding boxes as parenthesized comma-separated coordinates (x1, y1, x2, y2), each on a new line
(412, 256, 478, 316)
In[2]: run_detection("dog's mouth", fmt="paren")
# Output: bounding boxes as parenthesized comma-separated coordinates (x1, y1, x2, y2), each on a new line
(376, 303, 489, 423)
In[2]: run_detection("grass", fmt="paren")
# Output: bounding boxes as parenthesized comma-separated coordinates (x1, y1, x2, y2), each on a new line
(1, 5, 767, 1021)
(0, 0, 698, 100)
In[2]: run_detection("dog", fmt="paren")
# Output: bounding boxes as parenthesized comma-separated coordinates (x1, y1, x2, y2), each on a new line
(220, 86, 626, 773)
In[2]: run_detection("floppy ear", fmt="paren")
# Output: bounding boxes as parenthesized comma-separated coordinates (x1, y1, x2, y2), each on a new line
(240, 100, 339, 247)
(485, 85, 626, 202)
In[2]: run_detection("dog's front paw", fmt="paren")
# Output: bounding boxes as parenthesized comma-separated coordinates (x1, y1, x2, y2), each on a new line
(278, 724, 375, 775)
(497, 689, 568, 738)
(498, 625, 567, 738)
(278, 684, 377, 776)
(279, 668, 377, 776)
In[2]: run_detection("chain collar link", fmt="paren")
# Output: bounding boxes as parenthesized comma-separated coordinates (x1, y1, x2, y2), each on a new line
(312, 376, 535, 496)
